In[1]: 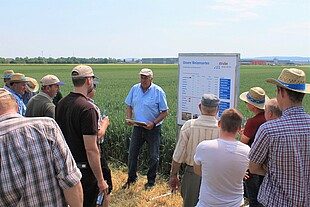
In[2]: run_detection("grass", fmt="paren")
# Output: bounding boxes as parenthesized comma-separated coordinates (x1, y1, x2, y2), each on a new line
(1, 64, 310, 176)
(109, 163, 183, 207)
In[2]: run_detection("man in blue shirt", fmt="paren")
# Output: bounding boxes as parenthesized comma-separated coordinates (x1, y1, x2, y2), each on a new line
(6, 73, 28, 116)
(123, 68, 169, 190)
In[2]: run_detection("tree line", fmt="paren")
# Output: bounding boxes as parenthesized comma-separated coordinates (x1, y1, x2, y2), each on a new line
(0, 57, 140, 64)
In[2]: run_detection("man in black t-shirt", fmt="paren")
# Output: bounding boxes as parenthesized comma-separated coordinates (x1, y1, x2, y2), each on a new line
(56, 65, 109, 207)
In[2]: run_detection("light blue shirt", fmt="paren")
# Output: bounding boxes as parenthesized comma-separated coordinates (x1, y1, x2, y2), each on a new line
(125, 83, 168, 125)
(6, 87, 27, 116)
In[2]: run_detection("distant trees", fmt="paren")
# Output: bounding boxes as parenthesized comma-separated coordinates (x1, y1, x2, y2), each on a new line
(0, 57, 130, 64)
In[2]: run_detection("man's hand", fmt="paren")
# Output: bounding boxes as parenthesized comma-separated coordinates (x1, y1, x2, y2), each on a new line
(98, 179, 109, 197)
(144, 122, 155, 130)
(101, 116, 110, 129)
(243, 170, 250, 181)
(169, 174, 180, 192)
(125, 119, 134, 126)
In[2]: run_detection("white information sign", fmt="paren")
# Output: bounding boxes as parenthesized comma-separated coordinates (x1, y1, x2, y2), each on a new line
(177, 53, 240, 126)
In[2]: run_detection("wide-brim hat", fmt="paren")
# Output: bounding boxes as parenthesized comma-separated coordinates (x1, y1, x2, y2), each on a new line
(2, 70, 14, 79)
(240, 87, 269, 110)
(266, 68, 310, 94)
(26, 77, 39, 92)
(8, 73, 29, 83)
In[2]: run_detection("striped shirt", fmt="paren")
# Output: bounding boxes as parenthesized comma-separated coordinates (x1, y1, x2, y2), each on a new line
(249, 107, 310, 207)
(173, 115, 220, 166)
(0, 113, 82, 207)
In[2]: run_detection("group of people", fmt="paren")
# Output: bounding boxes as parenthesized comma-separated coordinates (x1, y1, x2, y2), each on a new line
(169, 68, 309, 207)
(2, 69, 65, 118)
(0, 65, 168, 207)
(1, 66, 309, 207)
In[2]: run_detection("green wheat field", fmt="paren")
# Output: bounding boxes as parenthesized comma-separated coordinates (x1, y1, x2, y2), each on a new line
(1, 64, 309, 176)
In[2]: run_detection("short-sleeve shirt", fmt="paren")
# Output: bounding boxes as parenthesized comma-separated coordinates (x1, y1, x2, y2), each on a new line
(249, 107, 310, 207)
(125, 83, 168, 125)
(0, 113, 82, 206)
(56, 92, 98, 163)
(194, 139, 250, 207)
(172, 115, 220, 166)
(243, 112, 266, 147)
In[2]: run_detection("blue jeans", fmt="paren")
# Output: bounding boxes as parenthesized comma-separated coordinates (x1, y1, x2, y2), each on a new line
(127, 125, 161, 184)
(245, 173, 264, 207)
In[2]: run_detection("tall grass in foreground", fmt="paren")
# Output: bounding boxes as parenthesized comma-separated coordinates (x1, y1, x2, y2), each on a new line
(1, 64, 309, 177)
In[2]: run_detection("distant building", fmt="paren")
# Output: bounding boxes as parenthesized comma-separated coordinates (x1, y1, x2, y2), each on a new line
(141, 57, 307, 66)
(142, 58, 178, 64)
(252, 60, 267, 65)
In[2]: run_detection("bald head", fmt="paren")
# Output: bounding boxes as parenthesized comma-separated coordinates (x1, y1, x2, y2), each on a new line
(0, 89, 18, 115)
(264, 98, 282, 121)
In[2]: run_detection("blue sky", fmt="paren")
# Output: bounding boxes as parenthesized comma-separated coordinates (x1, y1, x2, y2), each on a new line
(1, 0, 309, 58)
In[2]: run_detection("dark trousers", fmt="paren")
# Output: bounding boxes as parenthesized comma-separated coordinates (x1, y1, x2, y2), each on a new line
(101, 154, 113, 194)
(127, 125, 161, 184)
(80, 168, 98, 207)
(245, 173, 264, 207)
(181, 165, 201, 207)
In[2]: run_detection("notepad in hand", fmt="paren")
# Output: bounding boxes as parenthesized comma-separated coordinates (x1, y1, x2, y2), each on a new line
(125, 119, 147, 126)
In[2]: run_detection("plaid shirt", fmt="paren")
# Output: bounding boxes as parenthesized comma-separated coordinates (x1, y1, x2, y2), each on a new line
(0, 113, 82, 207)
(249, 107, 310, 207)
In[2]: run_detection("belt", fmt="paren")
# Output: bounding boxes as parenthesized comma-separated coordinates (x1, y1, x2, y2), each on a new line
(76, 162, 88, 169)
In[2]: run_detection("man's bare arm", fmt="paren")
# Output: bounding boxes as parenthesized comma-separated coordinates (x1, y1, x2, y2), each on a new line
(249, 161, 266, 176)
(83, 135, 108, 193)
(194, 163, 202, 177)
(63, 182, 83, 207)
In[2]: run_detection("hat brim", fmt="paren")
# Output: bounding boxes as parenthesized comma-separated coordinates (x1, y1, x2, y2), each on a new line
(56, 82, 65, 86)
(139, 72, 152, 77)
(25, 77, 39, 92)
(240, 91, 269, 110)
(266, 78, 310, 94)
(2, 74, 13, 79)
(9, 79, 28, 83)
(26, 83, 39, 92)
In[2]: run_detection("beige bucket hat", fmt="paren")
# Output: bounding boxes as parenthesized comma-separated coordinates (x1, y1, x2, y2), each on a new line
(266, 68, 310, 94)
(240, 87, 269, 110)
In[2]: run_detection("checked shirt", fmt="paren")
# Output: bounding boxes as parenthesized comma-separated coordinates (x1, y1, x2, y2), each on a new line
(249, 106, 310, 207)
(0, 113, 82, 207)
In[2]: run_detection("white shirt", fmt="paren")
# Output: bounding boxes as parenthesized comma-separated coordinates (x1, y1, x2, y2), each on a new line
(194, 138, 250, 207)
